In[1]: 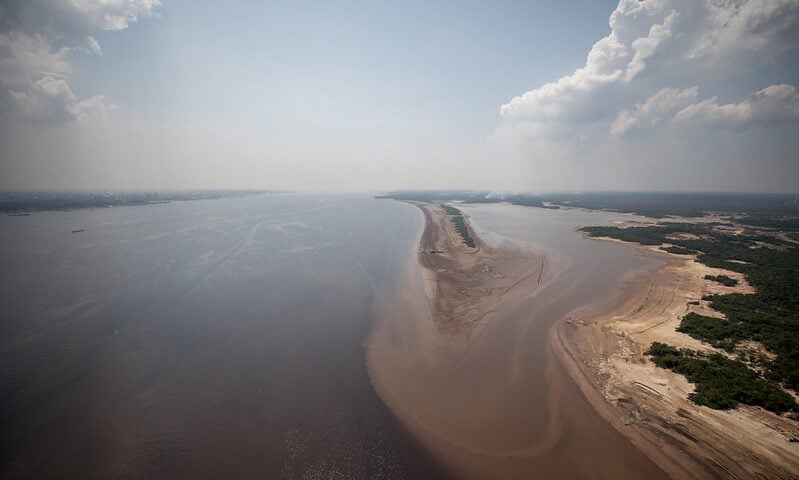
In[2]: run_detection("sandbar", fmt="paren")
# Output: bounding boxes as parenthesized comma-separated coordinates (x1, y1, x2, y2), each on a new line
(366, 202, 668, 479)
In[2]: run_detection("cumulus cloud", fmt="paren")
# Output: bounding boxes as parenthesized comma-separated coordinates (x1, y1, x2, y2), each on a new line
(674, 84, 799, 130)
(0, 0, 160, 124)
(86, 36, 102, 54)
(10, 76, 114, 123)
(611, 83, 799, 137)
(68, 0, 161, 31)
(501, 0, 799, 139)
(611, 87, 699, 136)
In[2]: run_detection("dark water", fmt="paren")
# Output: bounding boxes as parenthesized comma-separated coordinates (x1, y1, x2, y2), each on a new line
(0, 194, 446, 479)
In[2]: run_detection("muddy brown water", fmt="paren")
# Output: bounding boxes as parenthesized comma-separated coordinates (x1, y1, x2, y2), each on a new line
(367, 203, 670, 479)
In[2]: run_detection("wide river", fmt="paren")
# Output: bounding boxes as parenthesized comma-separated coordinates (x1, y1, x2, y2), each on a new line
(2, 194, 663, 478)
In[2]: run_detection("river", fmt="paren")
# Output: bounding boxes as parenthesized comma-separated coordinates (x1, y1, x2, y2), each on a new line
(2, 196, 667, 479)
(0, 194, 443, 479)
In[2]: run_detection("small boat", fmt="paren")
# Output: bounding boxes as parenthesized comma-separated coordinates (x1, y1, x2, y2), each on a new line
(71, 229, 85, 233)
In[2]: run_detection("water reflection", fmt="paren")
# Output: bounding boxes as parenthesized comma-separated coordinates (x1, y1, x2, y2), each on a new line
(0, 194, 444, 479)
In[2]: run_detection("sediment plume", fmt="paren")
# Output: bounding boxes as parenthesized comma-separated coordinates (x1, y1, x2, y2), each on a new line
(367, 202, 668, 479)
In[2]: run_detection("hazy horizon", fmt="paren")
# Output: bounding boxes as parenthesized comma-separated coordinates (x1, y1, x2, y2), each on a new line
(2, 1, 798, 193)
(2, 188, 799, 196)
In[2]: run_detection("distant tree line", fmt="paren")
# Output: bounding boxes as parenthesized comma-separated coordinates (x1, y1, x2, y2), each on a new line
(378, 191, 799, 219)
(0, 190, 274, 213)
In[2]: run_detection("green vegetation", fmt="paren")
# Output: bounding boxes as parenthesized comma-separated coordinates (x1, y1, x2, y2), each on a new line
(442, 204, 462, 216)
(441, 204, 476, 248)
(704, 274, 739, 287)
(677, 313, 740, 352)
(581, 223, 707, 245)
(662, 246, 696, 255)
(581, 220, 799, 411)
(736, 216, 799, 232)
(451, 216, 476, 248)
(646, 342, 797, 413)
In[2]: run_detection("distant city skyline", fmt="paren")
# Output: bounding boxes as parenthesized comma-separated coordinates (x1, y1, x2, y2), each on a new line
(1, 0, 798, 193)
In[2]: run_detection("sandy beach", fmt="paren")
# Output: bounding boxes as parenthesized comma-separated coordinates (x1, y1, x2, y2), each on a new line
(554, 233, 799, 479)
(367, 202, 668, 479)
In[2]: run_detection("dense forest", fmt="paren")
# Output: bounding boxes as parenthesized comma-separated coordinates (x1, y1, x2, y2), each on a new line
(646, 342, 797, 412)
(704, 274, 738, 287)
(735, 216, 799, 232)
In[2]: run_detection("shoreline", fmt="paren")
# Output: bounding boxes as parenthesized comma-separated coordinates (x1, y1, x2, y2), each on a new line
(554, 233, 799, 479)
(367, 202, 669, 479)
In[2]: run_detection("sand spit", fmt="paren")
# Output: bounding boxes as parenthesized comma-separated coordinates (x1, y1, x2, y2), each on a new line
(366, 203, 668, 479)
(555, 236, 799, 479)
(414, 201, 547, 335)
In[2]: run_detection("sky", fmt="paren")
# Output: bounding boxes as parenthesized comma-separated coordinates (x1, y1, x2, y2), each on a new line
(0, 0, 798, 193)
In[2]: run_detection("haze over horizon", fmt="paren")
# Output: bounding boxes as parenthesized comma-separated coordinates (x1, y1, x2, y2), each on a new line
(1, 0, 798, 193)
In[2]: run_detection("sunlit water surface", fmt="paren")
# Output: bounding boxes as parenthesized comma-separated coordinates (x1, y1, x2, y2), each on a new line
(0, 194, 445, 479)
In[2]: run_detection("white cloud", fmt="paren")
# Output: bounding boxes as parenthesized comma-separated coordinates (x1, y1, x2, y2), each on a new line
(0, 31, 72, 80)
(501, 0, 799, 139)
(86, 36, 102, 54)
(612, 83, 799, 136)
(10, 76, 113, 123)
(0, 0, 160, 124)
(69, 0, 161, 31)
(624, 10, 677, 81)
(611, 87, 699, 137)
(674, 84, 799, 130)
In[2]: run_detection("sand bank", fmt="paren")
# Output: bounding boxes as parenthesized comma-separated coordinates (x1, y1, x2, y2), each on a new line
(366, 203, 668, 479)
(554, 235, 799, 479)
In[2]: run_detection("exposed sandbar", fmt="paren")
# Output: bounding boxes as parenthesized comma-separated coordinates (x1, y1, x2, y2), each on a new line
(554, 234, 799, 479)
(366, 202, 668, 479)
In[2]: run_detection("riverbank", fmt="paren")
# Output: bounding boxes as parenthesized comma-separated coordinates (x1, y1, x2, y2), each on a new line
(367, 202, 669, 479)
(554, 234, 799, 479)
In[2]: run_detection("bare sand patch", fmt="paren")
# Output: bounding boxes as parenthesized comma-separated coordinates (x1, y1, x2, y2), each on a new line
(554, 235, 799, 479)
(414, 201, 547, 335)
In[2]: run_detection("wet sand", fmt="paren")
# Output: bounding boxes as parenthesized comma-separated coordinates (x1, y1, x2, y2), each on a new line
(366, 203, 668, 479)
(556, 234, 799, 479)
